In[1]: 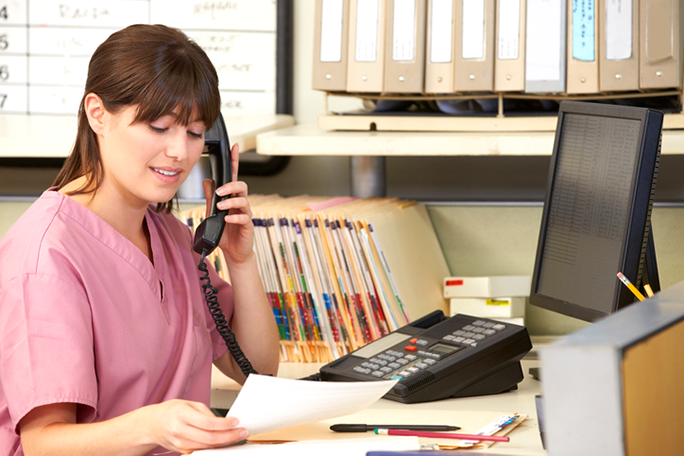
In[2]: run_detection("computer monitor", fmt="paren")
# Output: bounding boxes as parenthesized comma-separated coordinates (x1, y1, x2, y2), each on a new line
(529, 101, 664, 322)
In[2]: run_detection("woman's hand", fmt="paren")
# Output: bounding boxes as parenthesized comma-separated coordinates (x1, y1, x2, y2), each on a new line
(146, 399, 248, 454)
(202, 142, 255, 266)
(18, 400, 248, 455)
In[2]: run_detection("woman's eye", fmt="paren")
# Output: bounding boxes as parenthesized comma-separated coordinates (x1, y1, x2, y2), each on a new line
(188, 130, 203, 139)
(150, 125, 167, 133)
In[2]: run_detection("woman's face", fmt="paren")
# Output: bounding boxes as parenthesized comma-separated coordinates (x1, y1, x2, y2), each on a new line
(98, 104, 206, 207)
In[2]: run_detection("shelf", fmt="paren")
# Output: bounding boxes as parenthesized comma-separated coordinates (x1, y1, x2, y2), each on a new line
(256, 119, 684, 157)
(0, 113, 295, 159)
(318, 111, 684, 133)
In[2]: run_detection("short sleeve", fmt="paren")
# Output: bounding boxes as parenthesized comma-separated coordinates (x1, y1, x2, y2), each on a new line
(0, 274, 98, 431)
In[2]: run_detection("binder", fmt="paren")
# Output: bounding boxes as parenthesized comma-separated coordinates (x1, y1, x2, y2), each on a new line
(424, 0, 457, 93)
(383, 0, 427, 93)
(566, 0, 599, 93)
(455, 0, 496, 92)
(312, 0, 350, 92)
(639, 0, 683, 90)
(494, 0, 526, 92)
(599, 0, 639, 92)
(347, 0, 387, 93)
(525, 0, 566, 93)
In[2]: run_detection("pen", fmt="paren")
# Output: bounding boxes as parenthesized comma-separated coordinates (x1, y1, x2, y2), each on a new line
(374, 428, 510, 442)
(331, 424, 460, 432)
(617, 272, 646, 301)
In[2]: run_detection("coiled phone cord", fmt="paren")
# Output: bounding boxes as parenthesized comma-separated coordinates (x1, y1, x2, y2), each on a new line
(198, 249, 258, 378)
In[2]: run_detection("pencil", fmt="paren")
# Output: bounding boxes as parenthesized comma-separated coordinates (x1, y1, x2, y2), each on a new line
(374, 428, 510, 442)
(617, 272, 646, 301)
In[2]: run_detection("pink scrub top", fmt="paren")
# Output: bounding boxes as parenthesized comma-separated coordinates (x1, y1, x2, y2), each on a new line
(0, 189, 232, 456)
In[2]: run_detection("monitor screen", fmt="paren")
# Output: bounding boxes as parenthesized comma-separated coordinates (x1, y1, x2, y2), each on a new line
(530, 101, 663, 322)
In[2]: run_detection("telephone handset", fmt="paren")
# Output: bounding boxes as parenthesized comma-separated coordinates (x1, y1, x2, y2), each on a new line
(192, 114, 232, 255)
(192, 113, 258, 378)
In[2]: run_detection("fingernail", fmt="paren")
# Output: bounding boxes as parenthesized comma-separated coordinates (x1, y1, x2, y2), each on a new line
(216, 187, 226, 196)
(239, 429, 249, 439)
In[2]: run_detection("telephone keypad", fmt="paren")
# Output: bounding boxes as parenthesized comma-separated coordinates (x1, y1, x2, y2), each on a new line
(352, 318, 511, 380)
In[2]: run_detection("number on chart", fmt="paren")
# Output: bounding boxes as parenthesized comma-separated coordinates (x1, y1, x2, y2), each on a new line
(0, 94, 7, 108)
(0, 34, 7, 50)
(0, 6, 8, 20)
(0, 65, 7, 80)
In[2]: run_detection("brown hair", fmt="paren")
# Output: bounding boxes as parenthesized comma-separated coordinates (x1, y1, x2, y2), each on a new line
(53, 24, 221, 212)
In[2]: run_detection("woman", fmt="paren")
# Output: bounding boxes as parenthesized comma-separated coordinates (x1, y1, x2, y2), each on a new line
(0, 24, 279, 455)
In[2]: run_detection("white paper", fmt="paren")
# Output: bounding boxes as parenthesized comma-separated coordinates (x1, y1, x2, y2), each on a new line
(462, 0, 486, 60)
(225, 375, 398, 437)
(429, 0, 453, 63)
(320, 0, 344, 62)
(497, 0, 520, 60)
(606, 0, 632, 60)
(194, 436, 420, 455)
(355, 0, 380, 62)
(392, 0, 416, 61)
(525, 0, 563, 81)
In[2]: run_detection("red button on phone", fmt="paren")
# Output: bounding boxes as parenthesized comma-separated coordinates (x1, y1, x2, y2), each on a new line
(404, 345, 417, 352)
(409, 338, 418, 344)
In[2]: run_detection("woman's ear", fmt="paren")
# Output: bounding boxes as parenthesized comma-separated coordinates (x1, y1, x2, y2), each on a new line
(84, 93, 106, 135)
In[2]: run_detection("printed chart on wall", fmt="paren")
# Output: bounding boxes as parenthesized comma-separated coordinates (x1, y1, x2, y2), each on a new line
(0, 0, 277, 115)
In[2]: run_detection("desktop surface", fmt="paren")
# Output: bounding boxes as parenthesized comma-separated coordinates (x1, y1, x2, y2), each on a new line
(211, 359, 545, 455)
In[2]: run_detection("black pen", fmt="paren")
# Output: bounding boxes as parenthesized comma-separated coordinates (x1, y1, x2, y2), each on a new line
(330, 424, 460, 433)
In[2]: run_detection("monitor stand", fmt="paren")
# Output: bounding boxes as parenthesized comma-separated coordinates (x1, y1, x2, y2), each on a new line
(644, 227, 660, 293)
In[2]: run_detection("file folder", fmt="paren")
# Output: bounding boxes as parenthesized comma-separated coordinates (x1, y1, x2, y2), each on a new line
(599, 0, 639, 92)
(347, 0, 387, 93)
(383, 0, 427, 93)
(566, 0, 599, 93)
(312, 0, 350, 92)
(639, 0, 683, 90)
(525, 0, 566, 93)
(494, 0, 526, 92)
(455, 0, 496, 92)
(424, 0, 456, 93)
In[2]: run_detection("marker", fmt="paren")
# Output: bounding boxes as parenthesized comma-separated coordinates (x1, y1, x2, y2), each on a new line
(374, 428, 509, 442)
(331, 424, 460, 433)
(617, 272, 646, 301)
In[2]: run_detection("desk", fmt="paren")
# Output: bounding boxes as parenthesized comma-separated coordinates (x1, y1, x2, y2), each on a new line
(210, 359, 545, 455)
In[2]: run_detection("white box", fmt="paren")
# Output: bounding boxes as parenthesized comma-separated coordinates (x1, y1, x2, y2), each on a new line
(449, 297, 526, 318)
(443, 275, 531, 298)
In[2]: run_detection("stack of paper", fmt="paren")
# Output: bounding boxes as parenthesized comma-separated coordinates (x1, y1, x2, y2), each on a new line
(182, 195, 449, 363)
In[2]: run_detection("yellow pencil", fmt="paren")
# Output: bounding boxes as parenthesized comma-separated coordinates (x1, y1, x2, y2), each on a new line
(617, 272, 646, 301)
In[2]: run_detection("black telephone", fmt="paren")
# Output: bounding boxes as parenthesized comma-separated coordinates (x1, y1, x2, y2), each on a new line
(193, 116, 532, 400)
(318, 311, 532, 403)
(192, 114, 258, 378)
